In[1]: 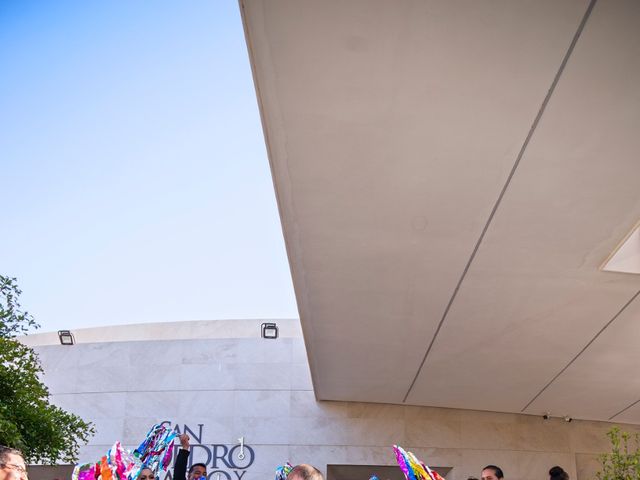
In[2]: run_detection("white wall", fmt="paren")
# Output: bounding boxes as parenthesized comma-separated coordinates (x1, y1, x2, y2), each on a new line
(28, 320, 636, 480)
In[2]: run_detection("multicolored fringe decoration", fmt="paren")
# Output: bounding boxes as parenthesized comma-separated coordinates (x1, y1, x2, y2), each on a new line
(134, 424, 178, 473)
(72, 424, 177, 480)
(275, 463, 293, 480)
(393, 445, 445, 480)
(72, 462, 97, 480)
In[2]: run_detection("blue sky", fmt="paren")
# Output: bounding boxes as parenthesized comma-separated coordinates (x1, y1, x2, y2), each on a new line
(0, 1, 298, 332)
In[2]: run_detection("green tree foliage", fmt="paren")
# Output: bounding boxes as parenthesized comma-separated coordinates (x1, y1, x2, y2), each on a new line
(0, 276, 39, 337)
(0, 275, 94, 464)
(596, 426, 640, 480)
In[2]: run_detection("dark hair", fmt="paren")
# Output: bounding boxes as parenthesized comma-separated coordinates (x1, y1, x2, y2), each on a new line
(287, 464, 323, 480)
(549, 466, 568, 480)
(139, 467, 157, 480)
(188, 464, 207, 475)
(483, 466, 504, 479)
(0, 446, 24, 463)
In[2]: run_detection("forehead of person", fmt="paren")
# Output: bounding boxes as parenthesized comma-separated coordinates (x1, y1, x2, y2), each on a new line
(138, 468, 155, 480)
(0, 453, 26, 480)
(188, 465, 207, 478)
(481, 468, 500, 480)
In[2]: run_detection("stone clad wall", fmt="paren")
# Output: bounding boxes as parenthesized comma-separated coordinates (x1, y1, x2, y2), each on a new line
(29, 321, 638, 480)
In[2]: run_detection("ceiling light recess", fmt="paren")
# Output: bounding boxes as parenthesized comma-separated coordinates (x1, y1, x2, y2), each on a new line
(601, 221, 640, 275)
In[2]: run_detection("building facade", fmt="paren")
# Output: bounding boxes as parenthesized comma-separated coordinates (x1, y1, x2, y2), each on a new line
(22, 319, 637, 480)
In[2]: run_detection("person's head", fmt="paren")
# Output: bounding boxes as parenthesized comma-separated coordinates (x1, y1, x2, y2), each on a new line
(549, 466, 568, 480)
(286, 464, 323, 480)
(138, 468, 155, 480)
(0, 446, 26, 480)
(481, 466, 503, 480)
(187, 463, 207, 480)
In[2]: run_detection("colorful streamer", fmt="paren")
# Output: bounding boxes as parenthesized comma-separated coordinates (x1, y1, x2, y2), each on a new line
(72, 424, 178, 480)
(134, 424, 178, 473)
(275, 463, 293, 480)
(393, 445, 445, 480)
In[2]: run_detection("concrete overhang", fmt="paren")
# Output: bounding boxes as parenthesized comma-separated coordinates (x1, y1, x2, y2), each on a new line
(240, 0, 640, 423)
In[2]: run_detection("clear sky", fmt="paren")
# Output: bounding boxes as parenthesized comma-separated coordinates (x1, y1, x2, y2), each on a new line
(0, 1, 298, 333)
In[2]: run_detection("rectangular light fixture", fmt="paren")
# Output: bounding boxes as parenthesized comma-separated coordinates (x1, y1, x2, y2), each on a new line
(261, 322, 278, 339)
(601, 221, 640, 275)
(57, 330, 75, 345)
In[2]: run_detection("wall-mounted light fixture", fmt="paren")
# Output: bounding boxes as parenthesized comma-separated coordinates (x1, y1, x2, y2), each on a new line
(58, 330, 75, 345)
(261, 322, 278, 339)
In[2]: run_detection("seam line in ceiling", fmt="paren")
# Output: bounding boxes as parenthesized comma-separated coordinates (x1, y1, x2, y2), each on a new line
(521, 288, 640, 413)
(402, 0, 599, 404)
(609, 393, 640, 421)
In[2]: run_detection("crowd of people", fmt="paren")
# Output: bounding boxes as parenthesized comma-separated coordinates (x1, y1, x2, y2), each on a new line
(0, 441, 569, 480)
